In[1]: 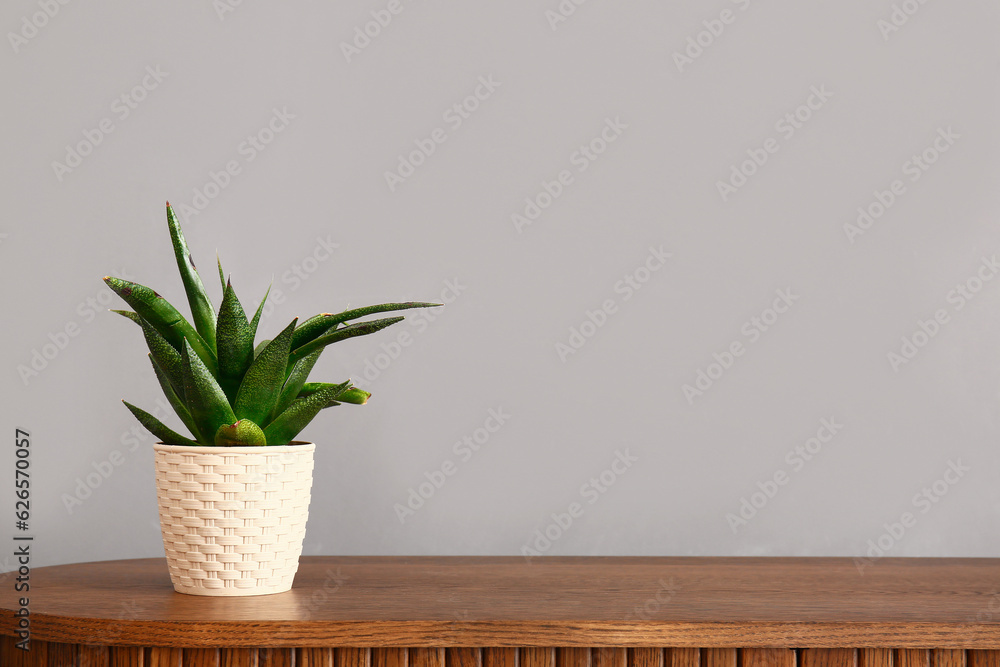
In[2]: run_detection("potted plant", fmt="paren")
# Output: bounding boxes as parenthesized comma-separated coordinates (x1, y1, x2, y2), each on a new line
(104, 202, 437, 596)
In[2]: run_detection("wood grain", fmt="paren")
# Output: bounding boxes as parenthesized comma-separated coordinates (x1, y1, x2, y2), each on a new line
(628, 648, 663, 667)
(743, 649, 796, 667)
(299, 647, 335, 667)
(702, 649, 735, 667)
(485, 648, 518, 667)
(80, 643, 112, 667)
(860, 650, 893, 667)
(376, 648, 409, 667)
(147, 646, 182, 666)
(258, 648, 295, 667)
(932, 651, 965, 667)
(341, 647, 373, 667)
(523, 648, 556, 667)
(969, 652, 1000, 667)
(669, 648, 699, 667)
(897, 651, 930, 667)
(185, 647, 221, 666)
(451, 648, 483, 667)
(558, 648, 591, 667)
(222, 647, 259, 667)
(47, 641, 76, 666)
(593, 649, 626, 667)
(111, 645, 144, 667)
(3, 557, 1000, 648)
(412, 648, 447, 667)
(802, 649, 856, 667)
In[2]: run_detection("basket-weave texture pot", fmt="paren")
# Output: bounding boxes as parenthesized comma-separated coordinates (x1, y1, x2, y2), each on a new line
(153, 442, 315, 596)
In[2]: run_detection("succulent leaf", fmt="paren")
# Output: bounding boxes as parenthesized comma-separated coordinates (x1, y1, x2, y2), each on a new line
(234, 319, 297, 424)
(166, 202, 217, 352)
(291, 302, 440, 350)
(217, 253, 226, 292)
(249, 284, 271, 342)
(216, 280, 254, 402)
(298, 380, 372, 408)
(263, 380, 351, 446)
(180, 338, 236, 439)
(337, 387, 371, 405)
(253, 338, 270, 359)
(104, 276, 218, 375)
(297, 382, 326, 396)
(299, 381, 369, 407)
(149, 354, 202, 442)
(137, 314, 186, 400)
(122, 400, 200, 446)
(214, 419, 267, 446)
(288, 316, 404, 366)
(269, 350, 322, 425)
(111, 309, 142, 325)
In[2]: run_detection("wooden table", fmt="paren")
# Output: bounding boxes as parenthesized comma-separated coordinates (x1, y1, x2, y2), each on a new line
(1, 557, 999, 666)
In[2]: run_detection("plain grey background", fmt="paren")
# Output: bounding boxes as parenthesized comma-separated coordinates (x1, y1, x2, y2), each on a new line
(2, 0, 999, 571)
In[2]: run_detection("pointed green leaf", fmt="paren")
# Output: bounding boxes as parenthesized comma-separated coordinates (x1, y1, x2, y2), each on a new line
(214, 419, 267, 446)
(249, 284, 271, 342)
(263, 381, 351, 446)
(180, 338, 236, 439)
(268, 350, 321, 425)
(297, 382, 327, 397)
(123, 400, 200, 446)
(299, 381, 368, 407)
(137, 315, 186, 400)
(149, 354, 203, 443)
(288, 316, 404, 366)
(111, 309, 142, 325)
(234, 319, 297, 424)
(216, 279, 254, 402)
(291, 302, 440, 350)
(104, 276, 218, 375)
(253, 338, 270, 358)
(338, 387, 371, 405)
(217, 253, 226, 292)
(166, 202, 216, 351)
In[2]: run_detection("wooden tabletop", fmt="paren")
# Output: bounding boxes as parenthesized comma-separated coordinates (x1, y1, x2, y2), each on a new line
(1, 557, 999, 648)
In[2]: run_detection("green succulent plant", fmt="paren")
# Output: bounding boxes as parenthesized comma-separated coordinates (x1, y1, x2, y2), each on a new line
(106, 202, 438, 447)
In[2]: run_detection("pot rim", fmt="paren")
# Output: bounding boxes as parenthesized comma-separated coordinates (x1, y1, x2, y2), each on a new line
(153, 441, 315, 454)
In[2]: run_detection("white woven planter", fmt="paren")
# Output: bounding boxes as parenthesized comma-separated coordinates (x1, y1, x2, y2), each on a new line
(153, 442, 315, 596)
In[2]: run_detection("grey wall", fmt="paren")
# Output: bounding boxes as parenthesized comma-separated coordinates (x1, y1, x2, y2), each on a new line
(2, 0, 999, 570)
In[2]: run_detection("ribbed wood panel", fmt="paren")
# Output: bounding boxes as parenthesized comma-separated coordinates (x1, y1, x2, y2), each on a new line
(559, 648, 591, 667)
(523, 649, 556, 667)
(148, 646, 183, 666)
(485, 647, 519, 667)
(341, 647, 373, 667)
(0, 644, 998, 666)
(80, 643, 112, 667)
(111, 644, 145, 667)
(743, 649, 796, 667)
(258, 647, 295, 667)
(593, 649, 627, 667)
(970, 653, 1000, 667)
(376, 648, 409, 667)
(802, 649, 857, 667)
(299, 647, 334, 667)
(221, 647, 258, 667)
(933, 651, 966, 667)
(898, 651, 930, 667)
(860, 650, 893, 667)
(702, 648, 736, 667)
(450, 648, 483, 667)
(669, 649, 700, 667)
(184, 647, 221, 666)
(628, 649, 663, 667)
